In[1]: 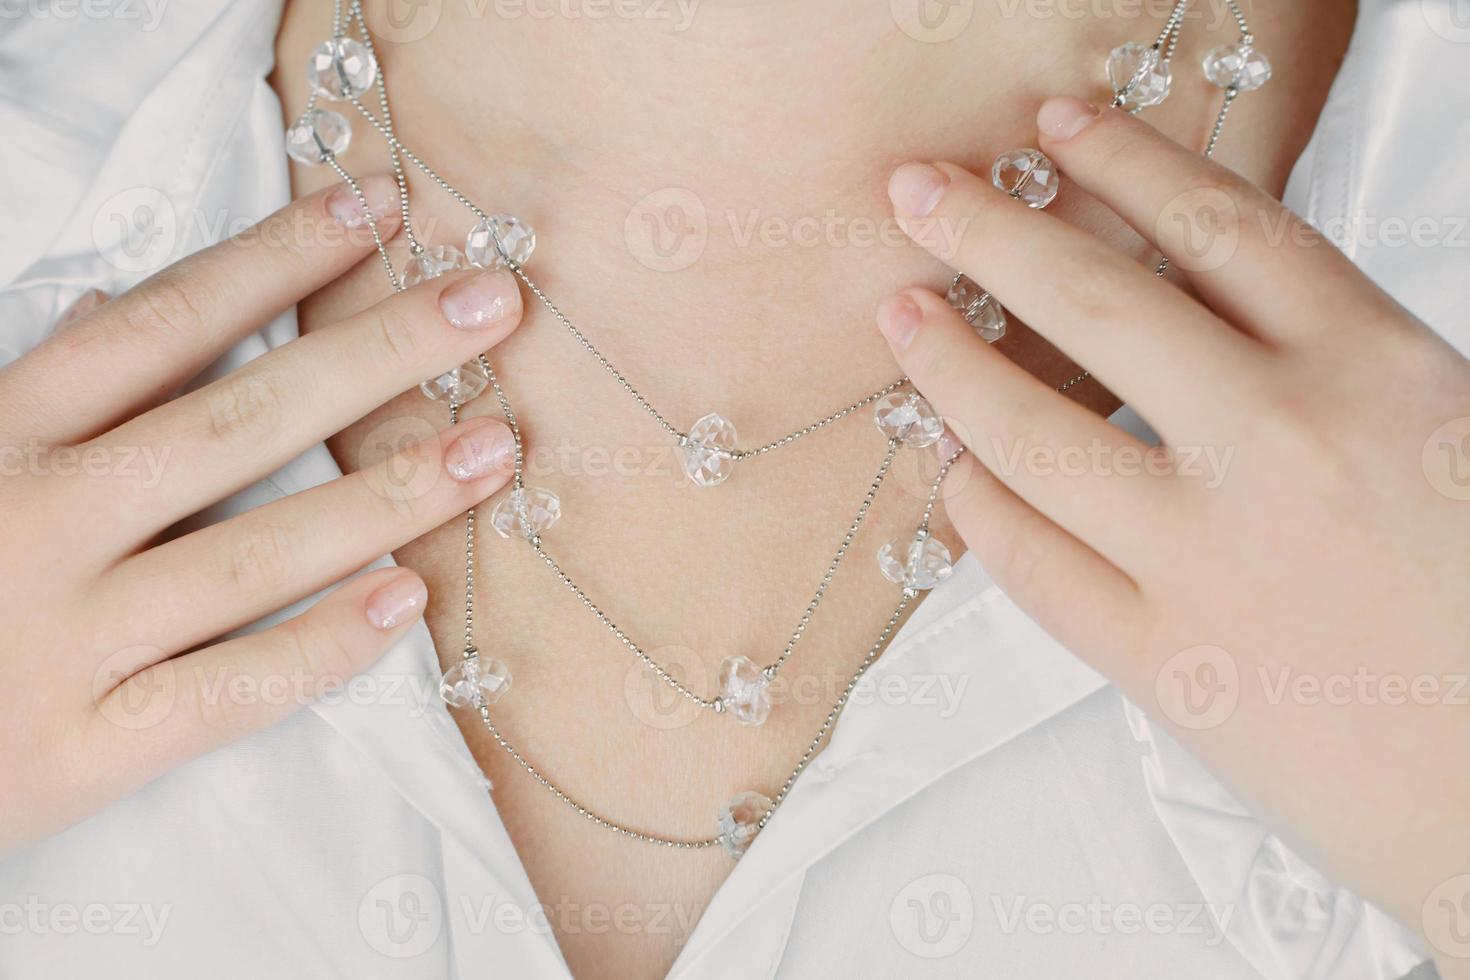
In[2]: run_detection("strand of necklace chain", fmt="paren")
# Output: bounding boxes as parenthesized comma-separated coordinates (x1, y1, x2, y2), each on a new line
(319, 0, 982, 712)
(290, 0, 1263, 852)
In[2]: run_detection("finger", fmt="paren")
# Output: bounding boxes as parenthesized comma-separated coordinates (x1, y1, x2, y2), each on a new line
(1035, 97, 1392, 343)
(877, 287, 1184, 575)
(939, 437, 1144, 661)
(0, 176, 402, 446)
(94, 416, 513, 655)
(888, 159, 1267, 441)
(91, 267, 522, 537)
(90, 567, 428, 780)
(55, 289, 110, 330)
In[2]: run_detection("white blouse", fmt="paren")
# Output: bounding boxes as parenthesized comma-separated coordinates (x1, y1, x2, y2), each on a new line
(1, 2, 1465, 976)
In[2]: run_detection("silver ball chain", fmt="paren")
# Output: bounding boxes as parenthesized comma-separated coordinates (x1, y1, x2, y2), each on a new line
(295, 0, 1257, 851)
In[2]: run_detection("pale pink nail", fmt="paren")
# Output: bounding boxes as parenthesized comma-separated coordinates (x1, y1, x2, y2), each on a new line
(1038, 97, 1102, 141)
(888, 163, 950, 218)
(876, 294, 923, 350)
(438, 269, 521, 329)
(326, 174, 398, 229)
(445, 423, 515, 481)
(365, 575, 428, 630)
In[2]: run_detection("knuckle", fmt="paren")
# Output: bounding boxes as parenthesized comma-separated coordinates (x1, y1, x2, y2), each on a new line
(940, 194, 995, 266)
(125, 267, 215, 343)
(363, 305, 425, 371)
(1050, 253, 1134, 323)
(1160, 176, 1247, 234)
(990, 519, 1043, 597)
(907, 329, 956, 390)
(188, 664, 244, 733)
(1086, 123, 1138, 172)
(989, 402, 1047, 473)
(225, 521, 295, 594)
(281, 614, 359, 685)
(359, 449, 441, 519)
(1245, 383, 1355, 478)
(249, 209, 310, 265)
(206, 371, 285, 443)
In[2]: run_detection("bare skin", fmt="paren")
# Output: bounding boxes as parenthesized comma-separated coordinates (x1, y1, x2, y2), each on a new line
(273, 4, 1354, 976)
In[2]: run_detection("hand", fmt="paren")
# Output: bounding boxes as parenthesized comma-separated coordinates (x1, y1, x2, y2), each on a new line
(0, 177, 524, 854)
(878, 97, 1470, 973)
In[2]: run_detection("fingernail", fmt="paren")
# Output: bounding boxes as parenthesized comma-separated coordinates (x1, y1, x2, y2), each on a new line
(876, 293, 923, 350)
(1038, 97, 1101, 141)
(888, 163, 949, 218)
(326, 174, 398, 229)
(365, 574, 428, 630)
(54, 289, 109, 331)
(445, 422, 515, 481)
(438, 270, 521, 329)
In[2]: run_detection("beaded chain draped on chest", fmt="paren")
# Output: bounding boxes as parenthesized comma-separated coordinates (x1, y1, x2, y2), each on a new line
(285, 0, 1270, 858)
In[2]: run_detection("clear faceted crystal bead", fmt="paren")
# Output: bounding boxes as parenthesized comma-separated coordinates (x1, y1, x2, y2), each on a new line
(419, 360, 490, 404)
(285, 109, 351, 165)
(946, 274, 1007, 343)
(466, 214, 537, 269)
(489, 487, 562, 541)
(716, 790, 772, 860)
(873, 393, 944, 449)
(991, 148, 1060, 209)
(1106, 41, 1172, 109)
(718, 656, 772, 726)
(681, 413, 739, 487)
(401, 244, 468, 288)
(877, 533, 955, 591)
(306, 37, 378, 101)
(439, 654, 512, 708)
(1202, 42, 1272, 91)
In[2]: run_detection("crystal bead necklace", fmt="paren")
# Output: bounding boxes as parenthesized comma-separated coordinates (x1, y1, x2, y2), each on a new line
(287, 0, 1266, 857)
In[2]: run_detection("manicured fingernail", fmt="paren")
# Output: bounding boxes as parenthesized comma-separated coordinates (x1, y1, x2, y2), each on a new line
(445, 422, 515, 481)
(366, 574, 428, 630)
(326, 174, 398, 228)
(54, 289, 109, 331)
(1038, 97, 1101, 141)
(438, 270, 521, 329)
(888, 163, 949, 218)
(876, 293, 923, 350)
